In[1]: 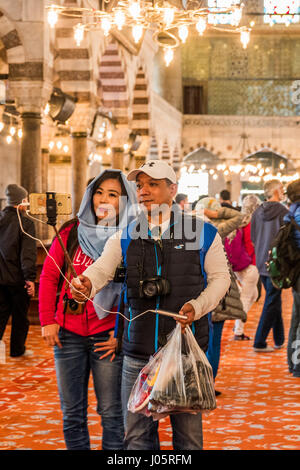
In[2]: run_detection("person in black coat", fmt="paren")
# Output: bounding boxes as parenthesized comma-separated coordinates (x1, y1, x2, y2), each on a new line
(0, 184, 37, 357)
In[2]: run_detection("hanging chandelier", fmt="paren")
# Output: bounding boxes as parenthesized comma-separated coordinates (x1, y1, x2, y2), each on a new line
(46, 1, 249, 66)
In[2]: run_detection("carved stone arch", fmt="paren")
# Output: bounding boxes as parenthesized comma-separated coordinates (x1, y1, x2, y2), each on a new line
(98, 40, 129, 127)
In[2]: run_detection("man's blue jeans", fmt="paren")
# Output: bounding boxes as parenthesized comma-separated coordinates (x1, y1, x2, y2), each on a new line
(253, 275, 284, 349)
(54, 328, 124, 450)
(287, 285, 300, 377)
(206, 321, 225, 379)
(121, 355, 203, 450)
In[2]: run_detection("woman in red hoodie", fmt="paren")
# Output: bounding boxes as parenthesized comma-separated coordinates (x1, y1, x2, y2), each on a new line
(39, 170, 137, 450)
(232, 194, 261, 340)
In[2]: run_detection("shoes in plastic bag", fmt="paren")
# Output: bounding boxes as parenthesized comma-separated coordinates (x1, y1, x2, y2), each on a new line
(128, 324, 216, 420)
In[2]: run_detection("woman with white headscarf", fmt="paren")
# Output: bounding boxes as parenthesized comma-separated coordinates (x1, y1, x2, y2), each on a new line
(227, 194, 261, 340)
(39, 170, 137, 450)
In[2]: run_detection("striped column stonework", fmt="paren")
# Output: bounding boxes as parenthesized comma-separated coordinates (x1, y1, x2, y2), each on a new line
(172, 146, 181, 172)
(0, 11, 27, 80)
(99, 41, 129, 127)
(132, 66, 149, 137)
(161, 139, 170, 162)
(54, 5, 95, 104)
(147, 133, 159, 161)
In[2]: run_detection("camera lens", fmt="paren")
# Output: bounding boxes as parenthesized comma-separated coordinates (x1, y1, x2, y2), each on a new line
(143, 280, 158, 298)
(69, 299, 79, 311)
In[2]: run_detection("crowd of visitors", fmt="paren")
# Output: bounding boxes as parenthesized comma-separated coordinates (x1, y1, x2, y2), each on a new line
(0, 161, 299, 451)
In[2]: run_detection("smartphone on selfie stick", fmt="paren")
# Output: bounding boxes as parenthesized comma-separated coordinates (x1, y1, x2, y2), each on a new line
(29, 192, 80, 282)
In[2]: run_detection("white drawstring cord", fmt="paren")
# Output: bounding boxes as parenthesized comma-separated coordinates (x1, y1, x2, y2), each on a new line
(16, 204, 154, 324)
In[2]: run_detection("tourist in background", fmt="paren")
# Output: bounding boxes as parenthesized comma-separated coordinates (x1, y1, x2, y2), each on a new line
(195, 197, 245, 389)
(226, 194, 261, 341)
(251, 180, 288, 352)
(285, 179, 300, 377)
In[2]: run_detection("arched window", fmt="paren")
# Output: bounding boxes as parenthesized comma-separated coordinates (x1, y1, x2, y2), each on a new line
(264, 0, 300, 24)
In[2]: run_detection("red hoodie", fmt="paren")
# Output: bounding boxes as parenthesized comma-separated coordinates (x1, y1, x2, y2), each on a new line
(243, 222, 256, 265)
(39, 224, 116, 336)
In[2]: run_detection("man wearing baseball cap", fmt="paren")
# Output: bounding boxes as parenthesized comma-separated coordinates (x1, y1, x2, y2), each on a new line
(71, 160, 230, 450)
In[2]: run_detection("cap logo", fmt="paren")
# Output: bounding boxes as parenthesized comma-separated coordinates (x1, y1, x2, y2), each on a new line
(141, 162, 155, 168)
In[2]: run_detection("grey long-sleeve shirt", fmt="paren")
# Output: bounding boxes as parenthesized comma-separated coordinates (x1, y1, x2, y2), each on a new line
(83, 221, 231, 321)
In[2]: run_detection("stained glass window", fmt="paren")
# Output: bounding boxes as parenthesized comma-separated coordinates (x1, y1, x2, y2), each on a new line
(207, 1, 242, 26)
(264, 0, 300, 24)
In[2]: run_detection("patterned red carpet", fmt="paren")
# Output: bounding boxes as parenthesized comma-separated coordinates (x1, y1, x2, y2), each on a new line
(0, 289, 299, 450)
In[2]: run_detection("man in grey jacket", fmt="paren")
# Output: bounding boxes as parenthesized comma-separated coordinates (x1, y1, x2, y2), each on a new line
(251, 179, 288, 352)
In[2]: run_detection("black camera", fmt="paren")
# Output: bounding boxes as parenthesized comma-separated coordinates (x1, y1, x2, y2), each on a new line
(63, 294, 85, 315)
(113, 263, 126, 283)
(139, 276, 171, 298)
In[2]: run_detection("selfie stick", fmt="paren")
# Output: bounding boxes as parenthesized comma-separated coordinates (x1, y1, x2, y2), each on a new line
(149, 309, 188, 320)
(46, 192, 80, 283)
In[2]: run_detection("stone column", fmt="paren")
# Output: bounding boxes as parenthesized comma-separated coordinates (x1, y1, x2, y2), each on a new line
(112, 147, 124, 171)
(41, 148, 49, 193)
(20, 112, 42, 194)
(71, 132, 88, 216)
(40, 148, 50, 240)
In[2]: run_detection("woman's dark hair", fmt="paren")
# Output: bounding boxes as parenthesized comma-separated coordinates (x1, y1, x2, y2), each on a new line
(91, 170, 128, 225)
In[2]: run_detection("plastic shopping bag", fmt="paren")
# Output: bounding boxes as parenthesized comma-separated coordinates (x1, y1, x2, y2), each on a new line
(128, 324, 216, 420)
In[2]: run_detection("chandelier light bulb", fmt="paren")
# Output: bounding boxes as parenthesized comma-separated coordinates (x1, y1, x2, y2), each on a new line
(163, 8, 175, 27)
(74, 23, 84, 46)
(63, 145, 69, 153)
(115, 10, 125, 30)
(123, 143, 129, 151)
(17, 129, 23, 139)
(196, 17, 206, 35)
(178, 25, 188, 43)
(106, 130, 112, 140)
(6, 135, 12, 144)
(49, 141, 54, 150)
(129, 2, 141, 20)
(10, 126, 16, 136)
(240, 30, 250, 49)
(106, 147, 112, 155)
(164, 48, 174, 67)
(44, 103, 50, 115)
(132, 24, 143, 43)
(48, 7, 58, 28)
(56, 141, 62, 150)
(0, 122, 4, 132)
(101, 18, 111, 36)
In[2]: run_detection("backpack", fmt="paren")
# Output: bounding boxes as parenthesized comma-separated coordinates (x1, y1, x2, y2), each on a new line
(266, 217, 300, 290)
(224, 228, 252, 272)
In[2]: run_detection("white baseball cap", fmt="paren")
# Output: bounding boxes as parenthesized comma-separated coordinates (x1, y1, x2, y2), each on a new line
(127, 160, 177, 184)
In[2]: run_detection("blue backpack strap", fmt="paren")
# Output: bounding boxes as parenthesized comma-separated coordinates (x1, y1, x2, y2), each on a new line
(121, 220, 137, 267)
(199, 222, 218, 287)
(113, 282, 127, 338)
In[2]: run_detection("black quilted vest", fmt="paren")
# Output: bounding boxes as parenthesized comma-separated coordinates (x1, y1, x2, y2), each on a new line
(121, 210, 211, 360)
